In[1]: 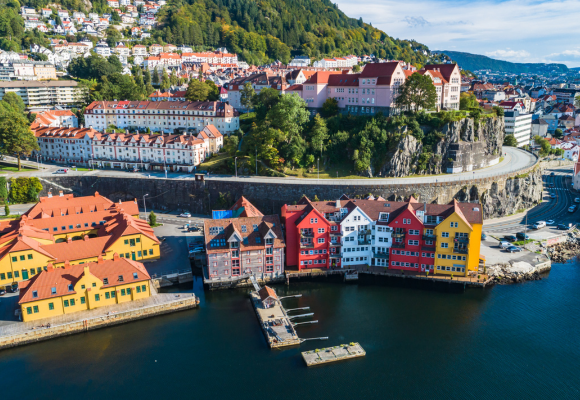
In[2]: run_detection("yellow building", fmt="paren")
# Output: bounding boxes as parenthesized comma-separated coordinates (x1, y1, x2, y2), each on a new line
(433, 200, 483, 277)
(18, 255, 152, 322)
(0, 192, 160, 287)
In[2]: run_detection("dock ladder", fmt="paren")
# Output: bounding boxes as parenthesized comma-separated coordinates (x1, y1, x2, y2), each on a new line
(249, 275, 261, 291)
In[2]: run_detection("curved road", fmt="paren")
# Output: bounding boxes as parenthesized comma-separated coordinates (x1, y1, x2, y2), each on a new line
(10, 147, 537, 186)
(484, 165, 578, 234)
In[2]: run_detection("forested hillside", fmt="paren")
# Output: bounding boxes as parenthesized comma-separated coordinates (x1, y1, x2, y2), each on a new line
(153, 0, 431, 65)
(439, 50, 568, 74)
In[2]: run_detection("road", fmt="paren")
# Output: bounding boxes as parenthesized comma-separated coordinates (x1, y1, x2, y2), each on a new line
(484, 165, 578, 235)
(4, 147, 537, 186)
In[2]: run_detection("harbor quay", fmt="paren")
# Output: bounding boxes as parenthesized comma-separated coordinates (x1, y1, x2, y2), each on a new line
(0, 293, 199, 350)
(302, 343, 366, 367)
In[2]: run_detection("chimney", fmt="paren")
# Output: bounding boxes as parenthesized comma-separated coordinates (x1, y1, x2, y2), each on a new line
(83, 235, 89, 241)
(97, 255, 104, 264)
(67, 237, 72, 243)
(94, 191, 99, 196)
(64, 260, 71, 268)
(83, 264, 90, 277)
(89, 125, 93, 129)
(68, 124, 72, 128)
(113, 252, 119, 261)
(59, 190, 63, 197)
(335, 200, 340, 208)
(47, 263, 54, 271)
(48, 191, 52, 198)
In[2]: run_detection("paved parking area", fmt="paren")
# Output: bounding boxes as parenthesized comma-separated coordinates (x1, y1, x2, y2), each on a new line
(480, 237, 547, 265)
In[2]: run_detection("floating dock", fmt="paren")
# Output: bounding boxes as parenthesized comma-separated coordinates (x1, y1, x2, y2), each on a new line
(250, 290, 301, 348)
(301, 343, 366, 366)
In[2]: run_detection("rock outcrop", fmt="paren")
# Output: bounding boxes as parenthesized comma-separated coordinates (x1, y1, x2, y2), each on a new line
(480, 167, 543, 218)
(379, 116, 504, 177)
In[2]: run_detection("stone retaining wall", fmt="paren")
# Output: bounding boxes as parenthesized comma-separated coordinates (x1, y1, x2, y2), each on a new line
(39, 159, 541, 219)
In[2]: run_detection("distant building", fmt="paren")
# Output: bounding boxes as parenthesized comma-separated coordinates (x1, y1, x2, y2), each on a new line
(0, 80, 84, 108)
(505, 110, 533, 147)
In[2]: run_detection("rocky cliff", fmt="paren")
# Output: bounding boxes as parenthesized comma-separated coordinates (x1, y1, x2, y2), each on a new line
(380, 116, 505, 177)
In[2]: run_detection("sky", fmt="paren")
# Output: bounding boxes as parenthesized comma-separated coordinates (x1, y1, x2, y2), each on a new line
(334, 0, 580, 67)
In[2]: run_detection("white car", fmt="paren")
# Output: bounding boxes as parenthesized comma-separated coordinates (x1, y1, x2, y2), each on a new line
(500, 241, 511, 249)
(54, 168, 69, 174)
(547, 220, 555, 225)
(179, 212, 191, 218)
(575, 198, 580, 203)
(533, 221, 546, 229)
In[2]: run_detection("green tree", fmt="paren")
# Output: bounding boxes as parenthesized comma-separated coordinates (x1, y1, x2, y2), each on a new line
(266, 93, 309, 142)
(254, 88, 280, 120)
(4, 203, 9, 217)
(554, 128, 563, 139)
(0, 110, 39, 170)
(503, 134, 518, 147)
(395, 73, 437, 112)
(185, 79, 209, 101)
(0, 177, 7, 203)
(152, 69, 159, 86)
(161, 69, 170, 90)
(240, 82, 256, 113)
(148, 210, 157, 226)
(352, 64, 361, 73)
(205, 80, 220, 101)
(224, 135, 239, 156)
(310, 114, 329, 154)
(493, 106, 504, 116)
(459, 92, 479, 110)
(1, 92, 25, 113)
(321, 98, 339, 118)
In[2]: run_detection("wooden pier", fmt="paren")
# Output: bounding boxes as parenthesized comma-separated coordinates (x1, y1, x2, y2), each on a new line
(250, 290, 301, 349)
(302, 343, 366, 366)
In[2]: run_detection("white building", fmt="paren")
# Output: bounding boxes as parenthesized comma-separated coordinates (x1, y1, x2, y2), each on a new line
(505, 110, 533, 147)
(84, 100, 240, 134)
(288, 56, 311, 67)
(0, 80, 85, 107)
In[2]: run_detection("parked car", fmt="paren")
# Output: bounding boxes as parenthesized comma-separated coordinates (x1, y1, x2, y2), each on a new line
(0, 287, 5, 296)
(6, 283, 18, 293)
(54, 168, 69, 174)
(568, 205, 576, 213)
(516, 232, 529, 240)
(546, 220, 555, 225)
(179, 212, 192, 218)
(550, 172, 555, 176)
(557, 223, 572, 230)
(503, 235, 517, 242)
(550, 193, 556, 199)
(507, 246, 523, 253)
(575, 198, 580, 203)
(189, 226, 200, 232)
(532, 221, 546, 229)
(481, 232, 487, 240)
(500, 241, 511, 249)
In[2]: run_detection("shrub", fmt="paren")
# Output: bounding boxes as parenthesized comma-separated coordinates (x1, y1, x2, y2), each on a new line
(148, 211, 157, 226)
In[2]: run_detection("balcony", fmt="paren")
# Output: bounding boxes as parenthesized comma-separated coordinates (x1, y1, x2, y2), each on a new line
(329, 241, 341, 246)
(453, 248, 468, 254)
(329, 231, 343, 237)
(300, 242, 314, 248)
(421, 246, 436, 251)
(373, 252, 389, 260)
(392, 242, 405, 248)
(300, 231, 314, 238)
(422, 234, 436, 241)
(329, 252, 342, 258)
(454, 237, 470, 244)
(358, 237, 371, 245)
(392, 232, 406, 239)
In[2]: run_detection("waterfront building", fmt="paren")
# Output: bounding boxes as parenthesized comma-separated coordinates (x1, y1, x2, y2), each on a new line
(18, 255, 152, 322)
(0, 192, 160, 287)
(282, 196, 483, 277)
(203, 198, 285, 284)
(83, 100, 239, 134)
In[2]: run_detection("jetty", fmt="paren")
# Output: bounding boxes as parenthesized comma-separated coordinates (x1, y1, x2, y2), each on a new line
(302, 343, 366, 366)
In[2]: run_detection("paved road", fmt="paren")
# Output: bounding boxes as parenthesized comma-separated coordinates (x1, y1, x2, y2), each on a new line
(484, 165, 579, 235)
(5, 147, 537, 186)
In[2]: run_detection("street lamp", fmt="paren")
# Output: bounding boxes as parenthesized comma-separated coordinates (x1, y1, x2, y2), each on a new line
(317, 157, 319, 181)
(143, 193, 149, 216)
(235, 156, 238, 179)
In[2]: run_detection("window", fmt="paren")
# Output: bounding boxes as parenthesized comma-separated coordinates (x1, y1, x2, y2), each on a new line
(111, 291, 116, 298)
(28, 254, 33, 260)
(81, 285, 85, 289)
(441, 243, 449, 248)
(442, 232, 449, 238)
(26, 307, 32, 315)
(49, 302, 54, 310)
(141, 284, 146, 292)
(409, 230, 420, 235)
(137, 251, 142, 257)
(450, 222, 458, 228)
(318, 228, 325, 233)
(136, 286, 141, 293)
(11, 256, 16, 262)
(130, 239, 136, 247)
(318, 238, 325, 244)
(149, 249, 153, 255)
(118, 275, 124, 282)
(92, 282, 96, 287)
(51, 287, 57, 295)
(20, 255, 25, 261)
(121, 289, 126, 296)
(105, 292, 110, 299)
(81, 296, 86, 304)
(33, 306, 39, 313)
(127, 288, 131, 295)
(103, 278, 109, 285)
(408, 240, 419, 246)
(95, 294, 100, 301)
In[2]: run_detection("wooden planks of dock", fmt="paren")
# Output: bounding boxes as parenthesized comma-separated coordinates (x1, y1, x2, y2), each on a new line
(302, 343, 366, 366)
(249, 291, 301, 349)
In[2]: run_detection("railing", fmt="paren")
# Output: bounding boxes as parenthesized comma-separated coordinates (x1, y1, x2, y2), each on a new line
(453, 248, 468, 254)
(421, 246, 436, 251)
(392, 233, 406, 239)
(454, 238, 469, 243)
(329, 241, 341, 246)
(300, 231, 314, 238)
(329, 232, 343, 236)
(300, 242, 314, 248)
(422, 234, 436, 240)
(373, 252, 389, 259)
(358, 238, 371, 245)
(329, 253, 341, 258)
(392, 242, 405, 248)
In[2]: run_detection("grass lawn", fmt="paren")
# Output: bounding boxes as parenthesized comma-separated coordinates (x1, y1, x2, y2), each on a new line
(283, 163, 366, 179)
(239, 112, 256, 120)
(199, 153, 233, 172)
(0, 214, 21, 220)
(0, 165, 38, 172)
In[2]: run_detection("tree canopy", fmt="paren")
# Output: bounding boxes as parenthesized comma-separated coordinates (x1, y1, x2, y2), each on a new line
(395, 73, 437, 112)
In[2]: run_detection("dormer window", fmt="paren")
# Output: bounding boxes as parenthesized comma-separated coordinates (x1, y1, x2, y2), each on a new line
(133, 272, 138, 279)
(103, 278, 109, 285)
(265, 238, 273, 245)
(51, 287, 57, 295)
(231, 241, 239, 248)
(68, 284, 73, 291)
(379, 212, 389, 221)
(118, 275, 124, 282)
(252, 224, 258, 231)
(32, 290, 38, 298)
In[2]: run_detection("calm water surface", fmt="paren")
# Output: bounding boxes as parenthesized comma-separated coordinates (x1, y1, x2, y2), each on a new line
(3, 262, 580, 400)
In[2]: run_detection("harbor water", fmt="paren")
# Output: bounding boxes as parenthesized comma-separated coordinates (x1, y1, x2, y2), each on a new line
(2, 261, 580, 399)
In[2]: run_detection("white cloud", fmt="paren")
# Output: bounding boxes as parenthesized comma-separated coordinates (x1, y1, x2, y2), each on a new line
(334, 0, 580, 67)
(485, 49, 531, 60)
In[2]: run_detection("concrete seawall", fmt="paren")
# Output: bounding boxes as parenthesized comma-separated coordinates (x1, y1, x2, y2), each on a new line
(39, 160, 542, 219)
(0, 293, 198, 350)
